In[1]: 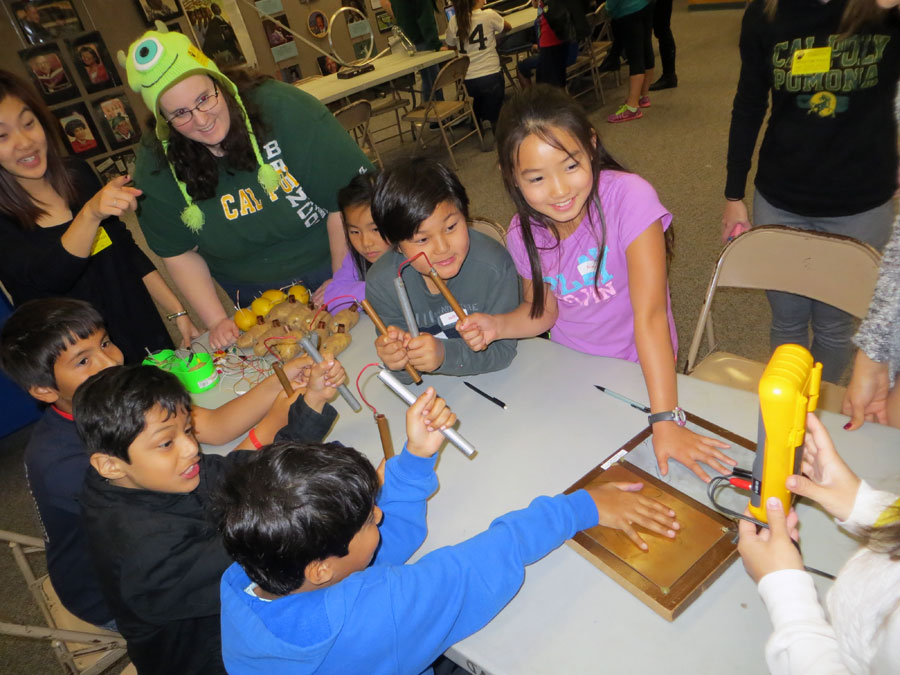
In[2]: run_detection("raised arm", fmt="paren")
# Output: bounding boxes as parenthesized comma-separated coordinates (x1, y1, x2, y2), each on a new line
(62, 176, 142, 256)
(0, 176, 141, 295)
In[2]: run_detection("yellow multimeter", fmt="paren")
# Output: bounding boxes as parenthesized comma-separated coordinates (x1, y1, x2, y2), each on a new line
(748, 344, 822, 524)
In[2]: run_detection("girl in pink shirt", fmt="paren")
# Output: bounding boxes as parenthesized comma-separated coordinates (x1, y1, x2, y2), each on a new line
(459, 85, 735, 482)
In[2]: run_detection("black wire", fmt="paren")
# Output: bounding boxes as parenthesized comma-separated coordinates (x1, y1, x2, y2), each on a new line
(707, 476, 768, 528)
(707, 475, 837, 581)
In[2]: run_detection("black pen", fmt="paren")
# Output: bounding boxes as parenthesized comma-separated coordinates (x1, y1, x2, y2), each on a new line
(594, 385, 650, 413)
(464, 381, 507, 410)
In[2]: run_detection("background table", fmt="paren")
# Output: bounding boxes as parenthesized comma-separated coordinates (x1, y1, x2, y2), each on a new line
(294, 50, 455, 105)
(196, 318, 900, 674)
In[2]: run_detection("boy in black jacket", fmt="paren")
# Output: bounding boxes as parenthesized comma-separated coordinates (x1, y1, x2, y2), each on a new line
(73, 362, 343, 674)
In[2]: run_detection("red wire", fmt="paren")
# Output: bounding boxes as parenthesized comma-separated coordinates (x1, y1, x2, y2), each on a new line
(323, 294, 360, 312)
(262, 335, 297, 362)
(398, 252, 430, 276)
(355, 363, 382, 414)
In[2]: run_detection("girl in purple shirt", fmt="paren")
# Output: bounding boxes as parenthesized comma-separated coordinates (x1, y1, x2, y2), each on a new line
(459, 85, 735, 483)
(319, 173, 389, 310)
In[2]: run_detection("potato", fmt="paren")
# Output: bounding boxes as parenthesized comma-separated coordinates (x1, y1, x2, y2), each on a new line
(321, 332, 351, 356)
(253, 321, 287, 356)
(330, 308, 359, 334)
(286, 306, 314, 332)
(236, 321, 268, 349)
(267, 301, 296, 323)
(312, 326, 330, 346)
(274, 334, 303, 360)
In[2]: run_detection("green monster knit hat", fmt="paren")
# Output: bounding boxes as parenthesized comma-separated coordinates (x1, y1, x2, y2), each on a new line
(120, 23, 279, 232)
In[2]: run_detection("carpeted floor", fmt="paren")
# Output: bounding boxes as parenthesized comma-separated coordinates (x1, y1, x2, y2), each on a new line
(0, 4, 771, 671)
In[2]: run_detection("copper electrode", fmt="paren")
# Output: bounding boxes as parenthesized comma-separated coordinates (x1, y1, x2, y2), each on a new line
(271, 362, 294, 396)
(427, 268, 466, 320)
(375, 413, 394, 459)
(360, 299, 423, 385)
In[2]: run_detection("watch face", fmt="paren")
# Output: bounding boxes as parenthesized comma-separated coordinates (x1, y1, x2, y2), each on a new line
(673, 407, 687, 426)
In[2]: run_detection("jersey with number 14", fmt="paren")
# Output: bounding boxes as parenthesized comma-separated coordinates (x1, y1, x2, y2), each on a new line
(445, 9, 506, 80)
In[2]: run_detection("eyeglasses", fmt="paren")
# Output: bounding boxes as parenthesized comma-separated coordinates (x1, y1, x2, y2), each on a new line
(166, 82, 219, 127)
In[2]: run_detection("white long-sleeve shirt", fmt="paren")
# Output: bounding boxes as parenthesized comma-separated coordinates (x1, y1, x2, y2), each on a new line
(757, 481, 900, 674)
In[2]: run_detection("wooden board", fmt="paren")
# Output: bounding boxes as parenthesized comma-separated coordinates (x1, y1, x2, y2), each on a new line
(565, 418, 756, 621)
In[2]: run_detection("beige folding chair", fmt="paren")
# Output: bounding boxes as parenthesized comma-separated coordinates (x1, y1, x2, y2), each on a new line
(0, 530, 134, 675)
(566, 9, 607, 103)
(402, 56, 485, 169)
(469, 217, 506, 245)
(684, 226, 882, 413)
(333, 100, 383, 168)
(367, 84, 413, 143)
(590, 4, 619, 87)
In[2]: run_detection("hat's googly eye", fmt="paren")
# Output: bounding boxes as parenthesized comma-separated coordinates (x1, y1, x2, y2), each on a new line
(132, 37, 163, 72)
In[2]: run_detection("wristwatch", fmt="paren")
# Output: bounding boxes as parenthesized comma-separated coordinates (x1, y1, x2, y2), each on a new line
(648, 407, 686, 427)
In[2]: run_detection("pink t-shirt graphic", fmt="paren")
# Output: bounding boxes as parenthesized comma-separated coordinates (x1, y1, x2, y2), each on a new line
(506, 170, 677, 362)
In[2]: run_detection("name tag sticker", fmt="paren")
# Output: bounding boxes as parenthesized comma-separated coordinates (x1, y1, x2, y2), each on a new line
(577, 259, 596, 277)
(439, 310, 460, 327)
(90, 226, 112, 256)
(791, 47, 832, 75)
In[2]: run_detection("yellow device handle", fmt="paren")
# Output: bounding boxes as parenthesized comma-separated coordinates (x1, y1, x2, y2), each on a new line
(747, 344, 821, 524)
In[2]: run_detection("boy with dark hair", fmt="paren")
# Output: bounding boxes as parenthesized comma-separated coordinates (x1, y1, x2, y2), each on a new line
(0, 297, 337, 630)
(75, 361, 343, 675)
(367, 158, 519, 381)
(218, 388, 680, 674)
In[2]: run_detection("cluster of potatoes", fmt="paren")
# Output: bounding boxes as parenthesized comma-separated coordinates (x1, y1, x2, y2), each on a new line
(233, 285, 358, 360)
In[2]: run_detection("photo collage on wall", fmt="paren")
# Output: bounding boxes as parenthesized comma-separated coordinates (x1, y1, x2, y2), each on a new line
(255, 0, 302, 83)
(8, 0, 152, 179)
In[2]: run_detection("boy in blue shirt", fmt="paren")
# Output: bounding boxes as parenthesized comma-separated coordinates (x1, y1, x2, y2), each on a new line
(218, 388, 680, 674)
(0, 297, 340, 632)
(367, 158, 520, 380)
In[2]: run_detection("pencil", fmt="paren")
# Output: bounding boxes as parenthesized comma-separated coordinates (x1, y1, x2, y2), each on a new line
(464, 381, 507, 410)
(593, 385, 650, 413)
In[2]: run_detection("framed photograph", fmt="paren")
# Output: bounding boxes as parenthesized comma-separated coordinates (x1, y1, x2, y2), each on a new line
(91, 94, 141, 150)
(263, 14, 297, 62)
(375, 11, 392, 33)
(11, 0, 84, 45)
(341, 0, 366, 20)
(165, 20, 184, 33)
(19, 44, 77, 105)
(279, 63, 302, 84)
(316, 54, 341, 76)
(92, 156, 124, 183)
(308, 10, 327, 38)
(133, 0, 181, 24)
(352, 40, 370, 61)
(181, 0, 256, 69)
(113, 148, 137, 176)
(65, 32, 120, 94)
(53, 101, 104, 158)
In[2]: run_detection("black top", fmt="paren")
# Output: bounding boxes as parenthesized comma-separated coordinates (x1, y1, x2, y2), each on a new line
(0, 158, 172, 363)
(24, 407, 113, 627)
(725, 0, 900, 217)
(80, 397, 337, 675)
